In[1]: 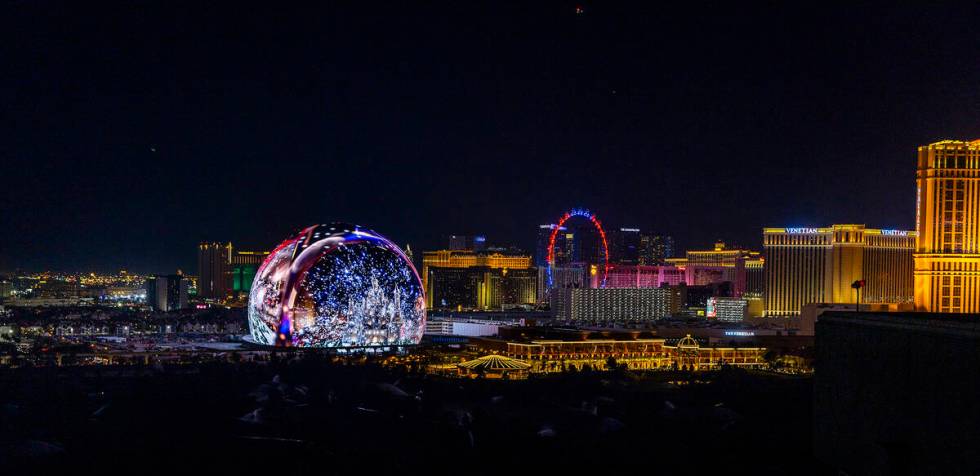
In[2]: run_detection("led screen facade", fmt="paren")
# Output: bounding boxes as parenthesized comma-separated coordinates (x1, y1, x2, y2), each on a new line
(248, 224, 425, 347)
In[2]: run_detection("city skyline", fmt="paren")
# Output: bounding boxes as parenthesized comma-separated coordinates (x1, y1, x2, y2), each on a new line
(4, 3, 976, 273)
(3, 4, 980, 473)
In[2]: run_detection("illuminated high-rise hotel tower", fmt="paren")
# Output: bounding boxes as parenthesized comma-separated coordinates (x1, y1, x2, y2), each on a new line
(914, 140, 980, 313)
(763, 225, 915, 316)
(197, 242, 232, 299)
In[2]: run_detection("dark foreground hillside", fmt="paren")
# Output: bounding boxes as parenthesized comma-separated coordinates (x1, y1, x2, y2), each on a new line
(0, 356, 826, 475)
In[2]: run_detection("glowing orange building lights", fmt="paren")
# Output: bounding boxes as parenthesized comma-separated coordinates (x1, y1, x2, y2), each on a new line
(914, 140, 980, 313)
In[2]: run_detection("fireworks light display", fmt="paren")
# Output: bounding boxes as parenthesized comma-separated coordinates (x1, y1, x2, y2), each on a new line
(247, 224, 425, 348)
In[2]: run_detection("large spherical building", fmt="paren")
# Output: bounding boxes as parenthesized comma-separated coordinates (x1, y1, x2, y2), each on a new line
(247, 224, 425, 348)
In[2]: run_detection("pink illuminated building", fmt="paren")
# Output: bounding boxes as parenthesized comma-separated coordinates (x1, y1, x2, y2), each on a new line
(591, 264, 687, 289)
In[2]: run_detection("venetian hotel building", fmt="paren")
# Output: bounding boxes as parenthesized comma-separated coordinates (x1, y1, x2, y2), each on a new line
(763, 225, 915, 316)
(914, 140, 980, 313)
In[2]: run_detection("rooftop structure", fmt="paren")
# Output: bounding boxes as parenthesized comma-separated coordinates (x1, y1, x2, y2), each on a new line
(815, 311, 980, 473)
(456, 354, 532, 378)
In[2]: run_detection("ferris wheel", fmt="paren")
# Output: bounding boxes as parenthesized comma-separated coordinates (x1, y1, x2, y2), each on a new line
(545, 208, 611, 289)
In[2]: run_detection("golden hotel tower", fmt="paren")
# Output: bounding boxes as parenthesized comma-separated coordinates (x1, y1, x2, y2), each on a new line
(914, 140, 980, 313)
(763, 225, 915, 316)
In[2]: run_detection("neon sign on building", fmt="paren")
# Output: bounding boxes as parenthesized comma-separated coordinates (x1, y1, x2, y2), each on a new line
(724, 330, 755, 337)
(786, 228, 819, 234)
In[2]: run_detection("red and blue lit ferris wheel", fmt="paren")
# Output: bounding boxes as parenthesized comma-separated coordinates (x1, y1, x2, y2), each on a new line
(545, 208, 610, 289)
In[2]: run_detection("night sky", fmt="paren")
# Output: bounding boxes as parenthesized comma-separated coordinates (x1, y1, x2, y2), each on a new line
(2, 2, 979, 274)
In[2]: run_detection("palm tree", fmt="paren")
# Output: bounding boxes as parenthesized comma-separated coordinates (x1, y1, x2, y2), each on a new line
(605, 356, 618, 371)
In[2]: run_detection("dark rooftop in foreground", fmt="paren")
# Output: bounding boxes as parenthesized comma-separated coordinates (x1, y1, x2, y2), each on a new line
(815, 311, 980, 474)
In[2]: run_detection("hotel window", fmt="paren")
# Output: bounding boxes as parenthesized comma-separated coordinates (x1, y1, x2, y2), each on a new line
(942, 181, 966, 252)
